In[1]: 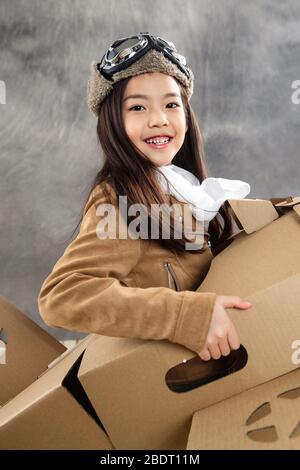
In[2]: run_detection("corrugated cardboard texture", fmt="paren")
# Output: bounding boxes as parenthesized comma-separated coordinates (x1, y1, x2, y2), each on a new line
(0, 334, 113, 449)
(78, 273, 300, 449)
(187, 367, 300, 449)
(197, 206, 300, 297)
(77, 201, 300, 450)
(294, 204, 300, 217)
(228, 199, 278, 234)
(0, 295, 65, 406)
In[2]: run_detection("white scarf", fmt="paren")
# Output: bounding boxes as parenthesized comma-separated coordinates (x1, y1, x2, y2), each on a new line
(156, 164, 250, 228)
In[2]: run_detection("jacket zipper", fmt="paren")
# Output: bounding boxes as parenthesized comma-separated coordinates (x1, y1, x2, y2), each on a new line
(163, 262, 181, 292)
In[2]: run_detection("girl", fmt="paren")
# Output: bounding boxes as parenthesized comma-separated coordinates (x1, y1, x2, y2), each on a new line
(38, 32, 252, 362)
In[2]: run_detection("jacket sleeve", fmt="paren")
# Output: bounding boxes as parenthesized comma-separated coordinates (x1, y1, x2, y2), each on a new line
(38, 184, 217, 354)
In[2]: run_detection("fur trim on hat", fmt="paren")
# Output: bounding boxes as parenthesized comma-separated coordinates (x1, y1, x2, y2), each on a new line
(87, 49, 194, 116)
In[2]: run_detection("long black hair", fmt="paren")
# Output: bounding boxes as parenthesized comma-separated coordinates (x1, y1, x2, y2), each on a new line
(69, 75, 233, 253)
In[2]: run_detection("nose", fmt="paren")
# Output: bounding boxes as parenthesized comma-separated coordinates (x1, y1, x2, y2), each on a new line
(148, 109, 169, 128)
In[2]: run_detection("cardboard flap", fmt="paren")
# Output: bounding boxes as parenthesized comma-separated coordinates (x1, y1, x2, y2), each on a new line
(227, 196, 300, 235)
(0, 295, 66, 406)
(227, 199, 279, 234)
(0, 334, 113, 450)
(293, 203, 300, 217)
(199, 207, 300, 298)
(273, 198, 300, 218)
(0, 334, 94, 420)
(273, 196, 300, 208)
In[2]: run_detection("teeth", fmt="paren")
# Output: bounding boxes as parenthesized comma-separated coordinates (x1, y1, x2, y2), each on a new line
(146, 137, 170, 144)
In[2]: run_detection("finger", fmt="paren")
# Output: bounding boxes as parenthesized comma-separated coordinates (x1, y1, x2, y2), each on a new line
(207, 342, 222, 360)
(222, 296, 252, 309)
(236, 300, 252, 309)
(199, 347, 211, 361)
(228, 326, 240, 350)
(218, 336, 231, 356)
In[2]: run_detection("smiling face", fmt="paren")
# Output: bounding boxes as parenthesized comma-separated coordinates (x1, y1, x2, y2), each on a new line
(121, 72, 188, 166)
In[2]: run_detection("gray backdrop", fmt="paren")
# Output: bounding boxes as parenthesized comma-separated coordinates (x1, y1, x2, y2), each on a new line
(1, 0, 299, 341)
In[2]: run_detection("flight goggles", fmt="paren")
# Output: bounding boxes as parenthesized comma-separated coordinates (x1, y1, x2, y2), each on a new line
(97, 32, 191, 82)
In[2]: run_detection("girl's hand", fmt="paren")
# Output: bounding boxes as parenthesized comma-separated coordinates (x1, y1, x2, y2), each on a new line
(198, 295, 252, 361)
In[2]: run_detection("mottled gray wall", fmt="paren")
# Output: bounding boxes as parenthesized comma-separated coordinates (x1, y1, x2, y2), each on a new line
(1, 0, 299, 340)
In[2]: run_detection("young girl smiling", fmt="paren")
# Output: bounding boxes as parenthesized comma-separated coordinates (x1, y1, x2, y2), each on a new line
(38, 32, 252, 362)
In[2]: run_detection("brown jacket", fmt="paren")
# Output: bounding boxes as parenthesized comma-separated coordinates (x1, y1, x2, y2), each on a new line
(38, 182, 217, 354)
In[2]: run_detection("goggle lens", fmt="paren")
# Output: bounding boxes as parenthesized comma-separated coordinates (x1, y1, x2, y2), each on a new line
(111, 37, 140, 55)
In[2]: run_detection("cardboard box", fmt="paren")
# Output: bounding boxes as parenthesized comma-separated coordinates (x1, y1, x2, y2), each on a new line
(187, 367, 300, 449)
(0, 333, 114, 449)
(185, 196, 300, 450)
(198, 196, 300, 298)
(75, 196, 300, 450)
(0, 295, 66, 406)
(2, 196, 299, 449)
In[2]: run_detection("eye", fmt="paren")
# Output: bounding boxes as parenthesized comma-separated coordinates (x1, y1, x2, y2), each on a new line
(128, 102, 180, 111)
(167, 102, 180, 108)
(129, 105, 145, 111)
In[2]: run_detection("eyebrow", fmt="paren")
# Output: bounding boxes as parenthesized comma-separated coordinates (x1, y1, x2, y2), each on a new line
(122, 92, 181, 103)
